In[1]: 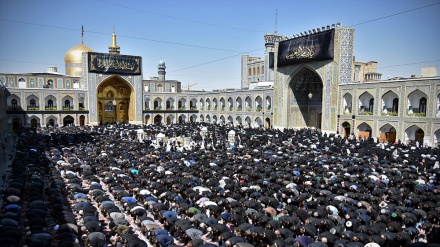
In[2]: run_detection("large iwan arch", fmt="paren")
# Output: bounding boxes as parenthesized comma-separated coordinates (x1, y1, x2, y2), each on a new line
(273, 27, 355, 133)
(96, 75, 134, 124)
(287, 67, 323, 128)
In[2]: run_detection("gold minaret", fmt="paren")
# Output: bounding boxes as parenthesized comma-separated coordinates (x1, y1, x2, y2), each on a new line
(108, 26, 120, 54)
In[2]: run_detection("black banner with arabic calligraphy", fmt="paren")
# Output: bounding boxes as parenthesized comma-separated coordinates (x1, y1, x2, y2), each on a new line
(277, 29, 334, 67)
(88, 52, 142, 75)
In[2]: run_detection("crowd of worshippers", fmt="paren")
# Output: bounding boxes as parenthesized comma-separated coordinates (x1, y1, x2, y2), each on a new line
(1, 122, 440, 247)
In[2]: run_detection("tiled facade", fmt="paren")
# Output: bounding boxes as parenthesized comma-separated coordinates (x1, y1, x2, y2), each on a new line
(338, 77, 440, 146)
(142, 86, 273, 128)
(1, 73, 88, 129)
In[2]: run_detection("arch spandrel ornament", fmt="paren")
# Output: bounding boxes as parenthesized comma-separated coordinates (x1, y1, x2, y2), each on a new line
(380, 88, 400, 96)
(406, 85, 430, 97)
(403, 122, 427, 134)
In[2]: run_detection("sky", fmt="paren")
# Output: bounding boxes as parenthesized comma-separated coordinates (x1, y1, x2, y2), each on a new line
(0, 0, 439, 91)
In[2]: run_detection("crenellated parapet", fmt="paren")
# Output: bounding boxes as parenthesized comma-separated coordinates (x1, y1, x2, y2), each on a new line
(283, 22, 342, 40)
(264, 34, 285, 45)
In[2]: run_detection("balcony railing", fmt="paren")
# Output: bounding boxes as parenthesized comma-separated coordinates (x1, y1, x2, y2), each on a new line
(79, 107, 86, 111)
(154, 107, 162, 110)
(408, 112, 426, 117)
(27, 106, 40, 111)
(178, 107, 185, 110)
(45, 106, 57, 110)
(190, 107, 197, 110)
(8, 106, 23, 110)
(381, 111, 398, 116)
(63, 106, 74, 110)
(408, 108, 426, 117)
(256, 106, 262, 112)
(359, 111, 373, 115)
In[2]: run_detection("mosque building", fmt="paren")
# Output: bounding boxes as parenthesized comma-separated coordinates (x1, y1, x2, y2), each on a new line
(1, 23, 439, 146)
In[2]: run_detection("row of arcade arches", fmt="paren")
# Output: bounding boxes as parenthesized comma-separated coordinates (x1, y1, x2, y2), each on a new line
(145, 114, 271, 128)
(146, 96, 272, 111)
(341, 121, 428, 145)
(343, 90, 434, 116)
(10, 115, 86, 130)
(7, 94, 85, 110)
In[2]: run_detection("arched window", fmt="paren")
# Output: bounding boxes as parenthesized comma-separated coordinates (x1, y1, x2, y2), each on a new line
(66, 80, 70, 89)
(392, 98, 399, 112)
(80, 115, 85, 126)
(253, 67, 256, 76)
(107, 91, 114, 98)
(30, 99, 36, 107)
(369, 98, 374, 112)
(64, 100, 70, 108)
(30, 79, 35, 88)
(78, 98, 85, 110)
(157, 84, 163, 92)
(48, 99, 54, 108)
(11, 99, 17, 108)
(248, 68, 252, 76)
(419, 97, 427, 114)
(47, 80, 53, 88)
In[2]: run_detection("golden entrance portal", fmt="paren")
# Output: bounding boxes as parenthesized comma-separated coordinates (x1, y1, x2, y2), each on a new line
(97, 75, 134, 125)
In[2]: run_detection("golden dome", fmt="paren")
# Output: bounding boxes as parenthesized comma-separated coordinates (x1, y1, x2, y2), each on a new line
(64, 43, 94, 76)
(64, 43, 94, 64)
